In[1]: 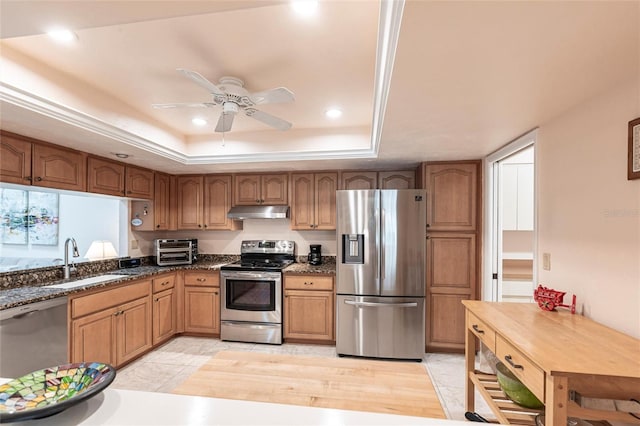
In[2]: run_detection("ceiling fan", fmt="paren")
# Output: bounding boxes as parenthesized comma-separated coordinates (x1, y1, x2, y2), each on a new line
(152, 69, 295, 133)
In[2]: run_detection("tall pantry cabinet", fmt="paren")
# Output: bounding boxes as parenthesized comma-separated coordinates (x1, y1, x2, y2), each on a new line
(418, 161, 481, 353)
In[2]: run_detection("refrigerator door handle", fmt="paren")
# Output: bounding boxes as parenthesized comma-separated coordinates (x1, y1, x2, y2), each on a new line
(380, 207, 386, 280)
(344, 300, 418, 308)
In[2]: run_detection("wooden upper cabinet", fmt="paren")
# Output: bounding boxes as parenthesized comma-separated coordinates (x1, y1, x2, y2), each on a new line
(176, 175, 204, 229)
(126, 165, 154, 199)
(290, 172, 337, 230)
(87, 156, 126, 197)
(154, 172, 175, 230)
(341, 171, 377, 190)
(32, 143, 86, 191)
(0, 133, 32, 184)
(234, 173, 288, 205)
(378, 170, 415, 189)
(203, 174, 241, 230)
(422, 162, 478, 232)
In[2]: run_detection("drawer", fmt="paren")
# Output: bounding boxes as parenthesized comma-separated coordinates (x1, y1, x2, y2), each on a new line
(184, 271, 219, 287)
(495, 335, 545, 401)
(71, 279, 151, 318)
(467, 311, 496, 352)
(152, 273, 175, 293)
(284, 275, 333, 291)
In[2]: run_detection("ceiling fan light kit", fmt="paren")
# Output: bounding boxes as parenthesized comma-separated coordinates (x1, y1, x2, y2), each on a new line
(152, 69, 295, 133)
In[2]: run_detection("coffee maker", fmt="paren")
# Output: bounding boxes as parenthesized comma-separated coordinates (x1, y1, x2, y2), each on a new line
(308, 244, 322, 265)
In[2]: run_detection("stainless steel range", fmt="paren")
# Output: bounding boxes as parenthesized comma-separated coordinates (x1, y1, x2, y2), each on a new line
(220, 240, 295, 345)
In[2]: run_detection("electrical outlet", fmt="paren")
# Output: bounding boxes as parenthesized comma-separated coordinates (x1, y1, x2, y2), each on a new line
(543, 253, 551, 271)
(131, 239, 139, 250)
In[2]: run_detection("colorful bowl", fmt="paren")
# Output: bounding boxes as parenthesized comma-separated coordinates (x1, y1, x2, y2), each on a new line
(496, 361, 544, 409)
(0, 362, 115, 422)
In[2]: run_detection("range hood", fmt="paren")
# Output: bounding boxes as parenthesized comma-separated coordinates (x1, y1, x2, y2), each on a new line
(227, 205, 289, 220)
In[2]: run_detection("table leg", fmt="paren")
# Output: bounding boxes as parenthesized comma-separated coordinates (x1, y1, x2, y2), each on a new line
(465, 324, 476, 413)
(545, 375, 569, 426)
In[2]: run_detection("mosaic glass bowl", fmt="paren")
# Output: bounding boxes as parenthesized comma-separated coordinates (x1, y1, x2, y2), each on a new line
(0, 362, 115, 422)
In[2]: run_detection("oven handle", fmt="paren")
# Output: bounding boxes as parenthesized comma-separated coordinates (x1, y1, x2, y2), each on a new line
(344, 300, 418, 308)
(222, 321, 281, 329)
(221, 271, 281, 280)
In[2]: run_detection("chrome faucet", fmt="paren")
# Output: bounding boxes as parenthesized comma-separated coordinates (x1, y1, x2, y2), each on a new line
(64, 237, 80, 279)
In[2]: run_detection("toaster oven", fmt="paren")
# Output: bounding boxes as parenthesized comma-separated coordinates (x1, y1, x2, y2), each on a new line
(155, 239, 197, 266)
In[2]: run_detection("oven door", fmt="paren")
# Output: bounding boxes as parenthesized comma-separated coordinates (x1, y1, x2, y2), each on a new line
(220, 270, 282, 323)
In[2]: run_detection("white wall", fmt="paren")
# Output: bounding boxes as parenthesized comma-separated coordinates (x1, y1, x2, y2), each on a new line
(537, 78, 640, 338)
(131, 220, 337, 258)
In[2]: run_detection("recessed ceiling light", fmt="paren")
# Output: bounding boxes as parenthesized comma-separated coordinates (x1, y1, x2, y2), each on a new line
(325, 108, 343, 119)
(47, 28, 78, 43)
(192, 117, 208, 126)
(113, 153, 130, 159)
(290, 0, 318, 16)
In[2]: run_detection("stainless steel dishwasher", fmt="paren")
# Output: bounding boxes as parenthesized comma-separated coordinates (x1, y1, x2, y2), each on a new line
(0, 297, 68, 378)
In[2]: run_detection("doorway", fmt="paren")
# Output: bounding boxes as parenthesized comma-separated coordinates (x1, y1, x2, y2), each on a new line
(483, 130, 536, 302)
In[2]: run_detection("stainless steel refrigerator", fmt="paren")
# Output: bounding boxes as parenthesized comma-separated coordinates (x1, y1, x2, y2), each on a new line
(336, 189, 426, 360)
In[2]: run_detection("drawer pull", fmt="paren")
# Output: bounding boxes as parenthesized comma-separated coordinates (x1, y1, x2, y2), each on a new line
(472, 324, 484, 334)
(504, 355, 524, 370)
(161, 281, 169, 286)
(304, 281, 313, 285)
(196, 278, 207, 282)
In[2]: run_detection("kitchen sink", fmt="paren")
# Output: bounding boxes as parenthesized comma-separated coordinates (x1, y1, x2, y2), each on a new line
(44, 274, 129, 290)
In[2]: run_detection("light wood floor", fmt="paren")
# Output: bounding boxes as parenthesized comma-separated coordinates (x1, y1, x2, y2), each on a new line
(172, 350, 446, 419)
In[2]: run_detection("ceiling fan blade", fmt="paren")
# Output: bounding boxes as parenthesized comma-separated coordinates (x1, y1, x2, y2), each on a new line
(152, 102, 215, 109)
(177, 68, 224, 95)
(245, 108, 292, 131)
(215, 112, 235, 133)
(249, 87, 295, 105)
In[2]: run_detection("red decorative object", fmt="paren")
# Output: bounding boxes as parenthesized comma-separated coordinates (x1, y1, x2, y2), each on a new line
(533, 285, 576, 314)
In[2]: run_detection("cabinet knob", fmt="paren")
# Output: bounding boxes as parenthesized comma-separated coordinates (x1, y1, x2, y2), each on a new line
(24, 176, 32, 181)
(155, 298, 159, 302)
(214, 291, 219, 295)
(256, 199, 260, 203)
(309, 225, 314, 228)
(156, 224, 160, 228)
(204, 224, 207, 228)
(198, 224, 202, 228)
(35, 176, 43, 182)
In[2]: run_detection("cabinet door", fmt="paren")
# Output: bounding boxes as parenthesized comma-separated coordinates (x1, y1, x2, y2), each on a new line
(341, 171, 377, 190)
(423, 162, 478, 231)
(284, 290, 334, 341)
(234, 174, 261, 205)
(177, 175, 204, 229)
(126, 165, 154, 199)
(32, 143, 86, 191)
(154, 172, 175, 230)
(378, 170, 415, 189)
(0, 133, 32, 184)
(116, 296, 152, 365)
(184, 286, 220, 334)
(314, 172, 337, 230)
(87, 156, 125, 197)
(426, 233, 476, 352)
(261, 174, 288, 205)
(71, 309, 115, 365)
(153, 288, 176, 345)
(290, 173, 314, 230)
(203, 174, 240, 230)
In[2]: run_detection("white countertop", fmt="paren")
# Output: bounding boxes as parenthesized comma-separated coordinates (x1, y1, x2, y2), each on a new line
(4, 386, 470, 425)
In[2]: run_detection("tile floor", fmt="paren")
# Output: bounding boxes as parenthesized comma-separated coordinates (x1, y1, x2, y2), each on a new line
(111, 336, 493, 422)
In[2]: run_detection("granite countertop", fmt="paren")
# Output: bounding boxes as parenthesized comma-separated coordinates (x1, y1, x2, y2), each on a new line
(0, 259, 233, 311)
(0, 257, 336, 310)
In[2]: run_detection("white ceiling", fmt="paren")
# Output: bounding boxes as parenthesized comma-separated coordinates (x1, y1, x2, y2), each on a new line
(1, 1, 638, 174)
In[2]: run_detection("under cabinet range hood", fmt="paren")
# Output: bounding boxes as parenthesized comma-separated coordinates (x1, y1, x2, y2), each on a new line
(227, 205, 289, 220)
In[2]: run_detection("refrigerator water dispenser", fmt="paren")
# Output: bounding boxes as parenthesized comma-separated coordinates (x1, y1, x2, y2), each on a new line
(342, 234, 364, 264)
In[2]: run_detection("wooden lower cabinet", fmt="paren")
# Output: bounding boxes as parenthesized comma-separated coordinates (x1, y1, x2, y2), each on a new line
(70, 279, 152, 367)
(152, 288, 177, 345)
(425, 233, 476, 352)
(183, 271, 220, 335)
(71, 294, 152, 367)
(283, 274, 334, 342)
